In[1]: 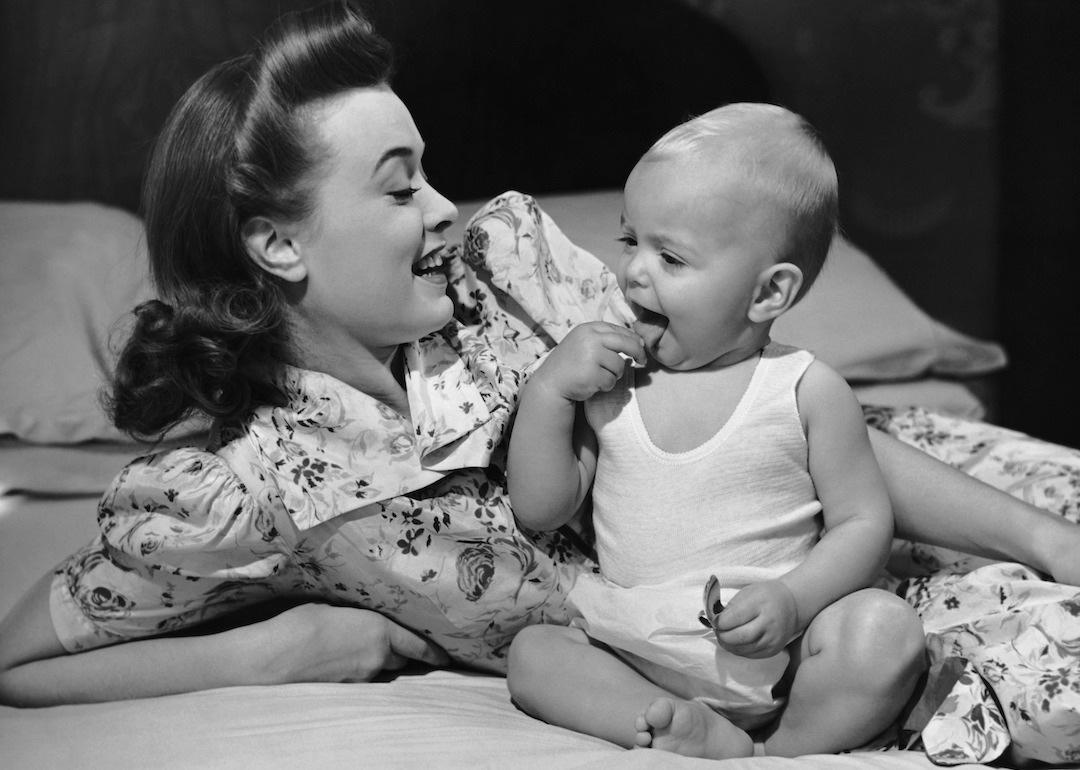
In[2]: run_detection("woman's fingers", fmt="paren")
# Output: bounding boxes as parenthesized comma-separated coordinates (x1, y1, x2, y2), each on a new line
(265, 604, 449, 683)
(385, 622, 450, 667)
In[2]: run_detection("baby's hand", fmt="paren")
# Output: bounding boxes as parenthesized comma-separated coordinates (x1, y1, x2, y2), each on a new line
(530, 322, 645, 402)
(710, 580, 800, 659)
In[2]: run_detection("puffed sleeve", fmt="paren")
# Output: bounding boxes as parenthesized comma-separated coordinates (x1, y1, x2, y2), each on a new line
(458, 191, 627, 344)
(50, 447, 297, 652)
(443, 192, 623, 428)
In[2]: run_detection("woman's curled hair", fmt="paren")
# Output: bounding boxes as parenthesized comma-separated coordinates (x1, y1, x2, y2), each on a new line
(108, 2, 393, 439)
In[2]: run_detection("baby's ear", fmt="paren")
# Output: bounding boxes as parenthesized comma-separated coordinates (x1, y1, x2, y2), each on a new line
(748, 263, 803, 323)
(242, 216, 307, 282)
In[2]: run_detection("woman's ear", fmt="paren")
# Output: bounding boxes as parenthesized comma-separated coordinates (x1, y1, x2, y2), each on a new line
(241, 216, 307, 283)
(748, 262, 803, 323)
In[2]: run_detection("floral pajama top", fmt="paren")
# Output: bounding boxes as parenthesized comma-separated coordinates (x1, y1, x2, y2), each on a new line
(48, 194, 606, 671)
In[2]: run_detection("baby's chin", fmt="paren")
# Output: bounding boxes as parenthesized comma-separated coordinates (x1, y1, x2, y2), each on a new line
(644, 332, 733, 371)
(647, 348, 700, 371)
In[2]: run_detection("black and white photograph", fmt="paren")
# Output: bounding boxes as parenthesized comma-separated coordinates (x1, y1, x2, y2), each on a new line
(1, 1, 1078, 767)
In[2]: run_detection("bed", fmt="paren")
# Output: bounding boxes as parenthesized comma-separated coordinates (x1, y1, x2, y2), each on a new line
(2, 2, 1078, 768)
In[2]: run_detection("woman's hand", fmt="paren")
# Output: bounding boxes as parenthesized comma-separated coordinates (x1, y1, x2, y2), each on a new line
(249, 603, 450, 684)
(711, 581, 800, 659)
(529, 322, 645, 403)
(1, 574, 449, 705)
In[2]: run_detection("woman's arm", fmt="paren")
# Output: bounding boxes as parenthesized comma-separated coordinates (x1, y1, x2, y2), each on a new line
(0, 572, 448, 707)
(868, 428, 1080, 585)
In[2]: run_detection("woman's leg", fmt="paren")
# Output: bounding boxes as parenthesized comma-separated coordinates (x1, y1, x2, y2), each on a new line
(507, 624, 753, 759)
(868, 429, 1080, 585)
(763, 588, 926, 757)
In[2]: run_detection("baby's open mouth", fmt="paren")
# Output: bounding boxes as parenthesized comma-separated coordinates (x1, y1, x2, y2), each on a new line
(630, 303, 668, 351)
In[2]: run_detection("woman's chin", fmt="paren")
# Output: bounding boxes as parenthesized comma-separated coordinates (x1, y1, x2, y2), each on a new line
(415, 270, 449, 289)
(418, 294, 454, 333)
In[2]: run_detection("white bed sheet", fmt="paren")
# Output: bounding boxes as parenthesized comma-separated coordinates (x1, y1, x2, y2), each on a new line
(0, 660, 979, 770)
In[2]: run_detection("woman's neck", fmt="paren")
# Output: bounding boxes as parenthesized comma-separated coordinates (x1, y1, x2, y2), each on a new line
(290, 323, 412, 419)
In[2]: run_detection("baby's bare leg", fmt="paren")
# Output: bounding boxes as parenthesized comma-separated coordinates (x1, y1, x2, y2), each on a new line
(763, 588, 926, 757)
(507, 624, 751, 758)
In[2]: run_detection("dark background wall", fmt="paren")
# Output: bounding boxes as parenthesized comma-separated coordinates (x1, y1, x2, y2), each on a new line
(697, 0, 1080, 444)
(0, 0, 1077, 443)
(698, 0, 1001, 341)
(0, 0, 768, 211)
(997, 0, 1080, 445)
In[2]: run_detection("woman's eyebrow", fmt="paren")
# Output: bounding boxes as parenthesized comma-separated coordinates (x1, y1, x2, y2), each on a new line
(373, 146, 414, 174)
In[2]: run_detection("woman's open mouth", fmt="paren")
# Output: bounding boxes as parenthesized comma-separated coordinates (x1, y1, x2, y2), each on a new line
(412, 249, 450, 284)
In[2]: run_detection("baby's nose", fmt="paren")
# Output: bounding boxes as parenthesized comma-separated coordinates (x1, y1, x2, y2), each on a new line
(623, 255, 649, 288)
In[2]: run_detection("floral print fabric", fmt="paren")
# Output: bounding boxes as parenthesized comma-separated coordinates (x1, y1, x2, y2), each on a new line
(865, 406, 1080, 765)
(50, 193, 1078, 764)
(50, 195, 592, 671)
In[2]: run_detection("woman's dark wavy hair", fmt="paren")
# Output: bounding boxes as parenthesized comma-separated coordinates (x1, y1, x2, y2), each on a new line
(108, 2, 394, 440)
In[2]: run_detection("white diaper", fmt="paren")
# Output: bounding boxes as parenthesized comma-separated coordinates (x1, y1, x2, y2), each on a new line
(569, 571, 788, 729)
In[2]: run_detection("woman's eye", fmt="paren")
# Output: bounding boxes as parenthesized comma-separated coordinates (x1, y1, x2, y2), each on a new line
(390, 187, 421, 202)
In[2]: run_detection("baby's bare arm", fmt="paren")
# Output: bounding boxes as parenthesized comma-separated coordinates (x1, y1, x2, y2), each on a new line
(780, 360, 894, 629)
(507, 322, 643, 531)
(712, 361, 894, 658)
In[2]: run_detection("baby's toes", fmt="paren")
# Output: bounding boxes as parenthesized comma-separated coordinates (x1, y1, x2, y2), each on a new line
(634, 711, 654, 747)
(643, 697, 677, 731)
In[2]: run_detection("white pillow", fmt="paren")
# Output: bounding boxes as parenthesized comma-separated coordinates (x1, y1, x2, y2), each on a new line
(0, 202, 151, 443)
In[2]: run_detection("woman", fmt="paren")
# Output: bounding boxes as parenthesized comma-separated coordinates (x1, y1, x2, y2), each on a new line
(0, 1, 1076, 707)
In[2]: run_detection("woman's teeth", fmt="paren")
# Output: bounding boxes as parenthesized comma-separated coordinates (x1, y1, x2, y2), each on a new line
(413, 252, 445, 276)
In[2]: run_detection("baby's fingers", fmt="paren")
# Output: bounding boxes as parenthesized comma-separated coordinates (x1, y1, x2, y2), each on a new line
(714, 621, 768, 656)
(598, 324, 646, 367)
(711, 594, 758, 633)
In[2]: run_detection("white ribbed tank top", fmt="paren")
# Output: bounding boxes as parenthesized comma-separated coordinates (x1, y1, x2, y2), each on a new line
(584, 342, 822, 589)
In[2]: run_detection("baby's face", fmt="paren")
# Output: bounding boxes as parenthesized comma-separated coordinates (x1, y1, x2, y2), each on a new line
(616, 156, 790, 371)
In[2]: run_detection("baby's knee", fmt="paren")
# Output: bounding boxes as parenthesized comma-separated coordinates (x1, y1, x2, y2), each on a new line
(506, 624, 576, 705)
(843, 591, 926, 686)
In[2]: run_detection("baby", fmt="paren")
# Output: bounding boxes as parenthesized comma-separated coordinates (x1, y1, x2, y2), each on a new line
(505, 103, 925, 759)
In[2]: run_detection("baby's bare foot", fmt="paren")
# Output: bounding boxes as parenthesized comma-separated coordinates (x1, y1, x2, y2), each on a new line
(634, 697, 752, 759)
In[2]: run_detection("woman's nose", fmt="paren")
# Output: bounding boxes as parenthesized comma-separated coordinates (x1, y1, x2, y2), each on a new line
(422, 184, 458, 233)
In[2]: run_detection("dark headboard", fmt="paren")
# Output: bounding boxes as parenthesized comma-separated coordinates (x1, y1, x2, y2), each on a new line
(0, 0, 767, 213)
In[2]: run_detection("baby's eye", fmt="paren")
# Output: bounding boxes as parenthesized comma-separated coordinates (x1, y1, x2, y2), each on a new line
(390, 187, 421, 203)
(661, 253, 685, 268)
(615, 235, 637, 249)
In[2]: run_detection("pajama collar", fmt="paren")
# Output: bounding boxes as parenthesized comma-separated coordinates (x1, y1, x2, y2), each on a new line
(221, 328, 507, 531)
